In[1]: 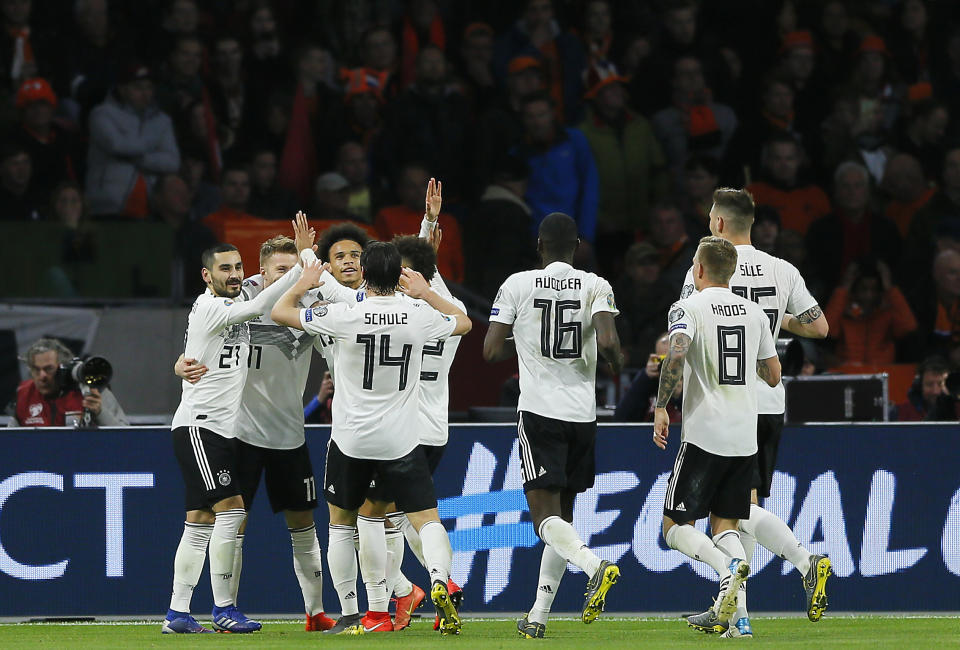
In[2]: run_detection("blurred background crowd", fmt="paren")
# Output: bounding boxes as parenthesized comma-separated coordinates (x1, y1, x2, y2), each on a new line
(4, 0, 960, 420)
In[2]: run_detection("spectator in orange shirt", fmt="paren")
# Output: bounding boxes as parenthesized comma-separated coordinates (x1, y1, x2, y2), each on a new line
(880, 152, 934, 237)
(824, 258, 917, 365)
(746, 133, 830, 235)
(374, 163, 464, 283)
(202, 165, 257, 235)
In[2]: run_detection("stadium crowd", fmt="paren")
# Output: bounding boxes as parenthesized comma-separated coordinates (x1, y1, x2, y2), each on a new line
(4, 0, 960, 390)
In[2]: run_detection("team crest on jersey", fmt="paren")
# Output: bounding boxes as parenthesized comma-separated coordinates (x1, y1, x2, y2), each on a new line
(669, 306, 685, 323)
(607, 293, 616, 309)
(29, 403, 42, 417)
(217, 470, 232, 486)
(681, 283, 694, 298)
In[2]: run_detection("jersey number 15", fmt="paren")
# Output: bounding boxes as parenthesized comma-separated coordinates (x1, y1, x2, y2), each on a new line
(533, 299, 582, 359)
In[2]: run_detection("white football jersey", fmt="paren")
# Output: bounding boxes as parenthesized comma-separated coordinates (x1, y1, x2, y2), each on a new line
(235, 275, 320, 450)
(490, 261, 619, 422)
(316, 270, 463, 446)
(172, 266, 302, 437)
(298, 295, 457, 460)
(680, 245, 817, 414)
(668, 287, 777, 457)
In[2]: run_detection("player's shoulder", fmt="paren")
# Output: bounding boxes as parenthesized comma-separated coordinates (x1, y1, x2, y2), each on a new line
(752, 248, 800, 277)
(241, 274, 264, 300)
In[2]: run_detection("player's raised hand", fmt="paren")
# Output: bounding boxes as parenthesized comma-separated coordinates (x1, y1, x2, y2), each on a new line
(177, 357, 208, 384)
(400, 267, 430, 298)
(653, 407, 670, 449)
(292, 211, 317, 253)
(425, 177, 442, 222)
(299, 259, 325, 289)
(426, 223, 443, 253)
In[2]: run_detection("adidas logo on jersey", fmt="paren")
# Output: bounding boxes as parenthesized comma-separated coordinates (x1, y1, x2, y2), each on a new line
(538, 466, 547, 477)
(327, 485, 335, 494)
(675, 502, 686, 512)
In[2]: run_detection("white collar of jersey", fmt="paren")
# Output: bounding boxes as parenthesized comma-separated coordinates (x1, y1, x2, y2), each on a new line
(543, 261, 573, 271)
(700, 286, 730, 294)
(735, 244, 755, 251)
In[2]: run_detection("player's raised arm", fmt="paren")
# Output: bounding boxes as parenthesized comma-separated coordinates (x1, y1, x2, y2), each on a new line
(400, 267, 472, 336)
(272, 259, 324, 329)
(653, 331, 690, 449)
(781, 305, 828, 339)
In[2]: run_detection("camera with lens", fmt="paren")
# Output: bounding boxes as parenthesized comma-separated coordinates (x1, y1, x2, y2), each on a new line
(56, 356, 113, 395)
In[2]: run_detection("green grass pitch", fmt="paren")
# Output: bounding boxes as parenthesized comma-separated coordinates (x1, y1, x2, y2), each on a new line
(1, 616, 958, 648)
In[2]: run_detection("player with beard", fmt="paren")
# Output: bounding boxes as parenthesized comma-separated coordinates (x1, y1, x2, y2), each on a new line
(162, 215, 312, 634)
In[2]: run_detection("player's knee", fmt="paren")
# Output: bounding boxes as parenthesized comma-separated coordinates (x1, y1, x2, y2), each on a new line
(284, 509, 315, 529)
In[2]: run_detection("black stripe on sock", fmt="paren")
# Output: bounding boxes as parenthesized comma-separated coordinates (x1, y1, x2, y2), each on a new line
(288, 524, 317, 533)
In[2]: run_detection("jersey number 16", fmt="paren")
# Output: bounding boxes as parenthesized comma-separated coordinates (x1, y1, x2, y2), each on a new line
(533, 299, 583, 359)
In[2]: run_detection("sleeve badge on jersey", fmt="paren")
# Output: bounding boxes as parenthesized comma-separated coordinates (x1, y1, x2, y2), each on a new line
(304, 308, 312, 322)
(356, 290, 365, 302)
(681, 283, 694, 298)
(223, 299, 234, 306)
(490, 307, 500, 316)
(668, 306, 685, 323)
(606, 293, 616, 309)
(313, 305, 328, 318)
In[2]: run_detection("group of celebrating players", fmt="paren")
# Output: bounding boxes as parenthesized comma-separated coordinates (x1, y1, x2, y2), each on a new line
(160, 178, 833, 640)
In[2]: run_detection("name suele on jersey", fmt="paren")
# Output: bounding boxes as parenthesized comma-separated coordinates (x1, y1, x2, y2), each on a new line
(490, 261, 619, 422)
(680, 244, 816, 414)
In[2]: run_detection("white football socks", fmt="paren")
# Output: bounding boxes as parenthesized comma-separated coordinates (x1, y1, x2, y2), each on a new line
(386, 527, 413, 598)
(357, 515, 389, 613)
(664, 523, 732, 577)
(739, 503, 811, 574)
(290, 524, 326, 616)
(328, 524, 360, 616)
(528, 544, 566, 625)
(229, 534, 243, 606)
(209, 509, 246, 607)
(418, 520, 452, 586)
(538, 516, 601, 576)
(736, 529, 756, 620)
(713, 530, 748, 620)
(169, 522, 212, 613)
(388, 512, 426, 567)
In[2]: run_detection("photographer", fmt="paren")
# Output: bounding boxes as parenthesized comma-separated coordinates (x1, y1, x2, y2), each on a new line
(896, 356, 960, 421)
(613, 332, 682, 422)
(7, 338, 128, 427)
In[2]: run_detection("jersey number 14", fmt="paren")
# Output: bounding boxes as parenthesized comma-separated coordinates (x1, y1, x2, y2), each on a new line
(533, 299, 582, 359)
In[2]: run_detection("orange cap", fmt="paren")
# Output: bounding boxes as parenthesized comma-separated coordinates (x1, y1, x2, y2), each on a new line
(583, 60, 629, 99)
(859, 35, 888, 55)
(907, 81, 933, 103)
(507, 55, 542, 75)
(780, 30, 814, 53)
(16, 77, 57, 108)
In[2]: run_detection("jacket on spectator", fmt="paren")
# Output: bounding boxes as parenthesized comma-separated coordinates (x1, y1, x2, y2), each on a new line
(746, 177, 831, 235)
(374, 205, 464, 283)
(805, 212, 902, 300)
(11, 379, 128, 427)
(518, 127, 599, 242)
(578, 106, 668, 233)
(85, 92, 180, 216)
(613, 368, 681, 423)
(824, 285, 917, 365)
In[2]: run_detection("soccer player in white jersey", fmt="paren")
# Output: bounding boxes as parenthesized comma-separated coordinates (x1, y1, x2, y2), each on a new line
(484, 212, 624, 639)
(176, 235, 336, 632)
(162, 219, 310, 635)
(272, 242, 472, 635)
(653, 236, 781, 636)
(679, 189, 832, 636)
